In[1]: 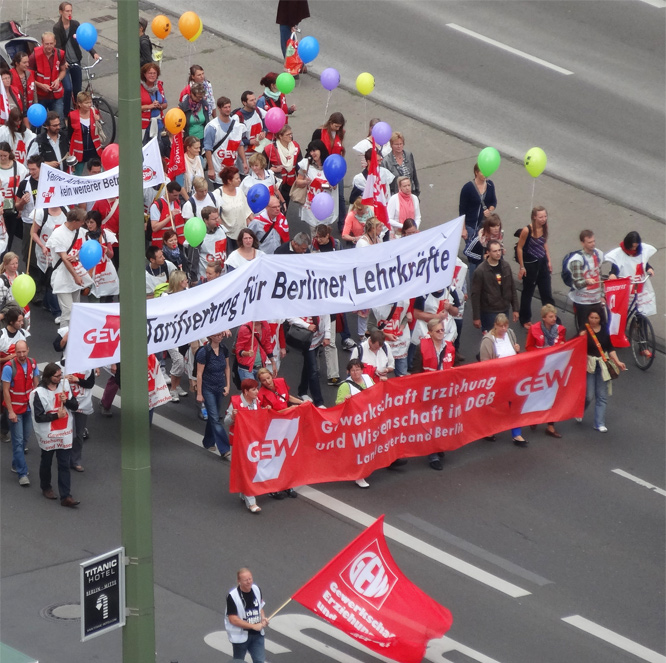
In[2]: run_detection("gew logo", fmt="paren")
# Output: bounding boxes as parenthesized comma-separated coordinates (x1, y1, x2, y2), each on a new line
(250, 418, 300, 483)
(342, 539, 398, 610)
(83, 315, 120, 359)
(516, 350, 573, 414)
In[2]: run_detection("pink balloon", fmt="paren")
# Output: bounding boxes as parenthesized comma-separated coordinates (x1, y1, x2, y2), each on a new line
(311, 192, 334, 221)
(265, 107, 286, 134)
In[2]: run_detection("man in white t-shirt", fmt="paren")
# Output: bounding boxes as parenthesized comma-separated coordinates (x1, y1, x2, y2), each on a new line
(45, 208, 92, 325)
(185, 206, 227, 284)
(203, 96, 248, 185)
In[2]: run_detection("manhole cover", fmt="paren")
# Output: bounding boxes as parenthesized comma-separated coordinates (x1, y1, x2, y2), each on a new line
(40, 603, 81, 622)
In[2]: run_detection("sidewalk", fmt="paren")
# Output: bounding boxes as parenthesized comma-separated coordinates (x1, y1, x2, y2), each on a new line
(3, 0, 663, 347)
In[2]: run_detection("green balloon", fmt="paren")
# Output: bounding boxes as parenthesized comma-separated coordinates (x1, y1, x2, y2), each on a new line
(184, 216, 206, 247)
(11, 274, 36, 307)
(477, 146, 501, 177)
(524, 147, 547, 178)
(276, 72, 295, 95)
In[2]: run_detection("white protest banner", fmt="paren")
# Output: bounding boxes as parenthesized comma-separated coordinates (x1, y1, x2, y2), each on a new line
(35, 137, 165, 208)
(65, 217, 464, 372)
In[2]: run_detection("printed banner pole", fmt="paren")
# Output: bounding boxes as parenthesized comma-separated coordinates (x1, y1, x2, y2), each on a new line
(267, 597, 292, 621)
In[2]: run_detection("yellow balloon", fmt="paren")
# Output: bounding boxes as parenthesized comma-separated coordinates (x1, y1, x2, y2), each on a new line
(524, 147, 547, 178)
(151, 15, 171, 40)
(356, 72, 375, 96)
(178, 11, 201, 41)
(164, 107, 186, 135)
(11, 274, 36, 307)
(188, 18, 203, 42)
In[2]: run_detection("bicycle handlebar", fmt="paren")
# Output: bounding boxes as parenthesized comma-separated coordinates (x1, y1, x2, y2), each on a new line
(81, 57, 103, 71)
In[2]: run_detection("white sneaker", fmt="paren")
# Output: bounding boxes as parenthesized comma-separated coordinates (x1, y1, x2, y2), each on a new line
(575, 418, 583, 423)
(19, 475, 30, 486)
(175, 385, 188, 397)
(595, 425, 608, 433)
(54, 316, 62, 324)
(355, 478, 370, 489)
(161, 369, 171, 385)
(169, 390, 179, 403)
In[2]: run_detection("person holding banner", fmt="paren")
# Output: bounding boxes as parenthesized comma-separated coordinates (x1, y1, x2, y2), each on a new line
(150, 181, 184, 247)
(45, 208, 92, 325)
(288, 314, 330, 408)
(225, 567, 268, 661)
(30, 362, 79, 507)
(480, 313, 528, 447)
(0, 141, 28, 255)
(605, 231, 657, 317)
(580, 307, 626, 433)
(525, 304, 566, 438)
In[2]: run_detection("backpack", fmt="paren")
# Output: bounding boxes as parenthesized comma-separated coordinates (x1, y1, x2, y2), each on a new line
(561, 250, 582, 288)
(513, 226, 531, 264)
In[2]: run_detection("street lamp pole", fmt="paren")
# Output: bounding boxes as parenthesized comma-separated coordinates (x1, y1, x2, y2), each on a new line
(117, 1, 156, 661)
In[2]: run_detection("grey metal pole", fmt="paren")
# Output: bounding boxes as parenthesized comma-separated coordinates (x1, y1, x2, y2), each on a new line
(117, 1, 156, 661)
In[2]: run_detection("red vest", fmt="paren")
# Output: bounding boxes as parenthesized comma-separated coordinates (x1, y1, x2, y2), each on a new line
(32, 47, 65, 99)
(229, 395, 257, 443)
(140, 80, 165, 129)
(6, 357, 36, 414)
(258, 378, 290, 410)
(68, 110, 103, 162)
(151, 198, 184, 247)
(420, 337, 455, 371)
(10, 69, 35, 111)
(264, 141, 300, 186)
(321, 129, 343, 156)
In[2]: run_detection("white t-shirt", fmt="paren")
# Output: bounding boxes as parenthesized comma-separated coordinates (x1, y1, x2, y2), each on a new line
(35, 209, 67, 273)
(225, 248, 263, 271)
(297, 158, 337, 228)
(46, 224, 93, 294)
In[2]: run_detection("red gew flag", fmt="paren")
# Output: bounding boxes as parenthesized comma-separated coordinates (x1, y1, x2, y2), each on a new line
(362, 138, 390, 229)
(605, 277, 631, 348)
(167, 131, 185, 178)
(291, 515, 453, 663)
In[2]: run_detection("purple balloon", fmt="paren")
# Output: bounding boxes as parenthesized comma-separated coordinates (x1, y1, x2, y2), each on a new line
(371, 121, 392, 146)
(310, 192, 334, 221)
(320, 68, 340, 92)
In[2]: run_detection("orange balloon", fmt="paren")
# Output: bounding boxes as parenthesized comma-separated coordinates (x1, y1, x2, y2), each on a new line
(188, 17, 203, 42)
(164, 107, 186, 135)
(178, 11, 201, 41)
(151, 15, 171, 40)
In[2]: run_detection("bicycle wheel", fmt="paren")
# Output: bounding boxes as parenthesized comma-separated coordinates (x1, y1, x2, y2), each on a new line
(93, 96, 116, 147)
(629, 314, 655, 370)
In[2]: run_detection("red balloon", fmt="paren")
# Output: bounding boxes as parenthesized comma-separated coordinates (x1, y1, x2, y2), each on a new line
(101, 143, 119, 170)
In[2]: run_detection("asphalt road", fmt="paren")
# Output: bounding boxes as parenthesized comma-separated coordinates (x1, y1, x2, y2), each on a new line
(2, 301, 664, 663)
(154, 0, 666, 221)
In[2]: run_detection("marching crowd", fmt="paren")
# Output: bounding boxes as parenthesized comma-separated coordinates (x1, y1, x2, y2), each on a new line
(0, 3, 659, 516)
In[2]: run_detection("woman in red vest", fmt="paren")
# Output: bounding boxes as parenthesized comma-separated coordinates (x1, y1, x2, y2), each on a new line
(10, 52, 37, 118)
(140, 63, 167, 147)
(311, 112, 346, 231)
(68, 91, 102, 175)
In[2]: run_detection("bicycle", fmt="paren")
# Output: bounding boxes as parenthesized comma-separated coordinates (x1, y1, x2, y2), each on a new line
(79, 57, 116, 148)
(625, 275, 655, 370)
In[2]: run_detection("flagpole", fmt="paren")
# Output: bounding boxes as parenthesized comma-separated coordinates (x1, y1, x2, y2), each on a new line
(266, 597, 292, 621)
(26, 208, 36, 275)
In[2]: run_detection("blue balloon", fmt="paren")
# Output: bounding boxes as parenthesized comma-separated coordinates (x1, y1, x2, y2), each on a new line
(27, 103, 47, 128)
(298, 36, 319, 64)
(76, 23, 98, 52)
(323, 154, 347, 187)
(79, 240, 103, 270)
(246, 183, 270, 214)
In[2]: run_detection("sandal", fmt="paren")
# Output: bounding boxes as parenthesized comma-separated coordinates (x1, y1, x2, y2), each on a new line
(248, 504, 261, 514)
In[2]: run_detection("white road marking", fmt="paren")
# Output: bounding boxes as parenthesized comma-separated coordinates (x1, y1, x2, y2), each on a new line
(446, 23, 574, 75)
(298, 486, 531, 598)
(612, 469, 666, 497)
(638, 0, 666, 8)
(91, 387, 529, 598)
(562, 615, 666, 663)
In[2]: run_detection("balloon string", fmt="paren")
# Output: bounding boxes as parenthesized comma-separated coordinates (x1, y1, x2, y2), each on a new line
(530, 178, 536, 208)
(364, 98, 367, 132)
(323, 90, 331, 123)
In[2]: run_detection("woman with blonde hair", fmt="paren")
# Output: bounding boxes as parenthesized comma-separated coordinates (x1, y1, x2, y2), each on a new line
(68, 91, 103, 174)
(341, 197, 372, 246)
(387, 175, 421, 235)
(382, 131, 420, 197)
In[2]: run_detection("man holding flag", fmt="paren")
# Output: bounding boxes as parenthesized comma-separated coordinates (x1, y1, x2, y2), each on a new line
(361, 141, 391, 233)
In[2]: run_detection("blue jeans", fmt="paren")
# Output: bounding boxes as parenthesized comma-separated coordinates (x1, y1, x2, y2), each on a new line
(394, 356, 408, 377)
(62, 64, 83, 117)
(10, 412, 32, 477)
(202, 388, 230, 454)
(585, 364, 608, 428)
(298, 346, 324, 407)
(238, 366, 258, 382)
(279, 24, 292, 57)
(232, 631, 265, 663)
(39, 96, 64, 123)
(40, 448, 72, 499)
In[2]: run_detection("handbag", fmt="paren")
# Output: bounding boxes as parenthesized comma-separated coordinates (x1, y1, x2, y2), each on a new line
(585, 324, 620, 380)
(94, 109, 107, 145)
(289, 157, 309, 205)
(284, 321, 314, 352)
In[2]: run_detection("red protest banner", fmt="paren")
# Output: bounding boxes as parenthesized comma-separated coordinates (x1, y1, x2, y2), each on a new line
(292, 515, 453, 663)
(231, 337, 586, 496)
(605, 277, 631, 348)
(167, 130, 185, 178)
